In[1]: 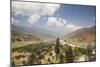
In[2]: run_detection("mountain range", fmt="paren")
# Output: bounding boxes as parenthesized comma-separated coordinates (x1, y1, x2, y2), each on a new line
(12, 24, 96, 42)
(12, 24, 58, 39)
(64, 26, 96, 42)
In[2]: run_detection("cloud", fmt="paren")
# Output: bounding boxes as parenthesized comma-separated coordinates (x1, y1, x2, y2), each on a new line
(46, 16, 82, 31)
(11, 17, 19, 24)
(74, 26, 83, 30)
(12, 1, 60, 24)
(47, 17, 66, 27)
(12, 1, 60, 16)
(12, 1, 82, 32)
(65, 24, 82, 31)
(65, 24, 75, 28)
(27, 15, 40, 24)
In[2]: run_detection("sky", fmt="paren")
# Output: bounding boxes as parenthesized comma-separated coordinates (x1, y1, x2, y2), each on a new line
(11, 1, 96, 34)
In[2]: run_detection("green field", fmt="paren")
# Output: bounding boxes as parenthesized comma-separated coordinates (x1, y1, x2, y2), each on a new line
(12, 41, 34, 48)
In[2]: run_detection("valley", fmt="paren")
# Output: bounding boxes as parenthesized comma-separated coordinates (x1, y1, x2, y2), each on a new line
(11, 25, 96, 66)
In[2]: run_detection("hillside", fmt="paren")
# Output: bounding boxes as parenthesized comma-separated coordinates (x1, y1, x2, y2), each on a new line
(11, 24, 57, 39)
(12, 30, 41, 42)
(64, 26, 96, 42)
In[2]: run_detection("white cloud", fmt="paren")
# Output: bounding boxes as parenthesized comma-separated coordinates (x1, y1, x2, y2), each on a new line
(65, 24, 75, 28)
(74, 26, 83, 30)
(65, 24, 82, 31)
(12, 1, 82, 31)
(27, 15, 40, 24)
(46, 17, 82, 31)
(12, 1, 60, 24)
(47, 17, 66, 27)
(11, 17, 19, 24)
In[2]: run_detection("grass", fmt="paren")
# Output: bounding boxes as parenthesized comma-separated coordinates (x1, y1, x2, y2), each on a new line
(12, 41, 34, 48)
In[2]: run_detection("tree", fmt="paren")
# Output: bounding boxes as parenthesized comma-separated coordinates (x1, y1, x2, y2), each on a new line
(66, 46, 74, 63)
(59, 54, 64, 63)
(28, 52, 35, 65)
(87, 45, 94, 61)
(55, 37, 60, 54)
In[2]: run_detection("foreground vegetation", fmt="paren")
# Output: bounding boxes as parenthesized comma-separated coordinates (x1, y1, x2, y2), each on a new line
(11, 37, 96, 66)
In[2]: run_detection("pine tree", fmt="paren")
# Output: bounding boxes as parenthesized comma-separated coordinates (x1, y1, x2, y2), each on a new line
(55, 37, 60, 55)
(66, 46, 74, 63)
